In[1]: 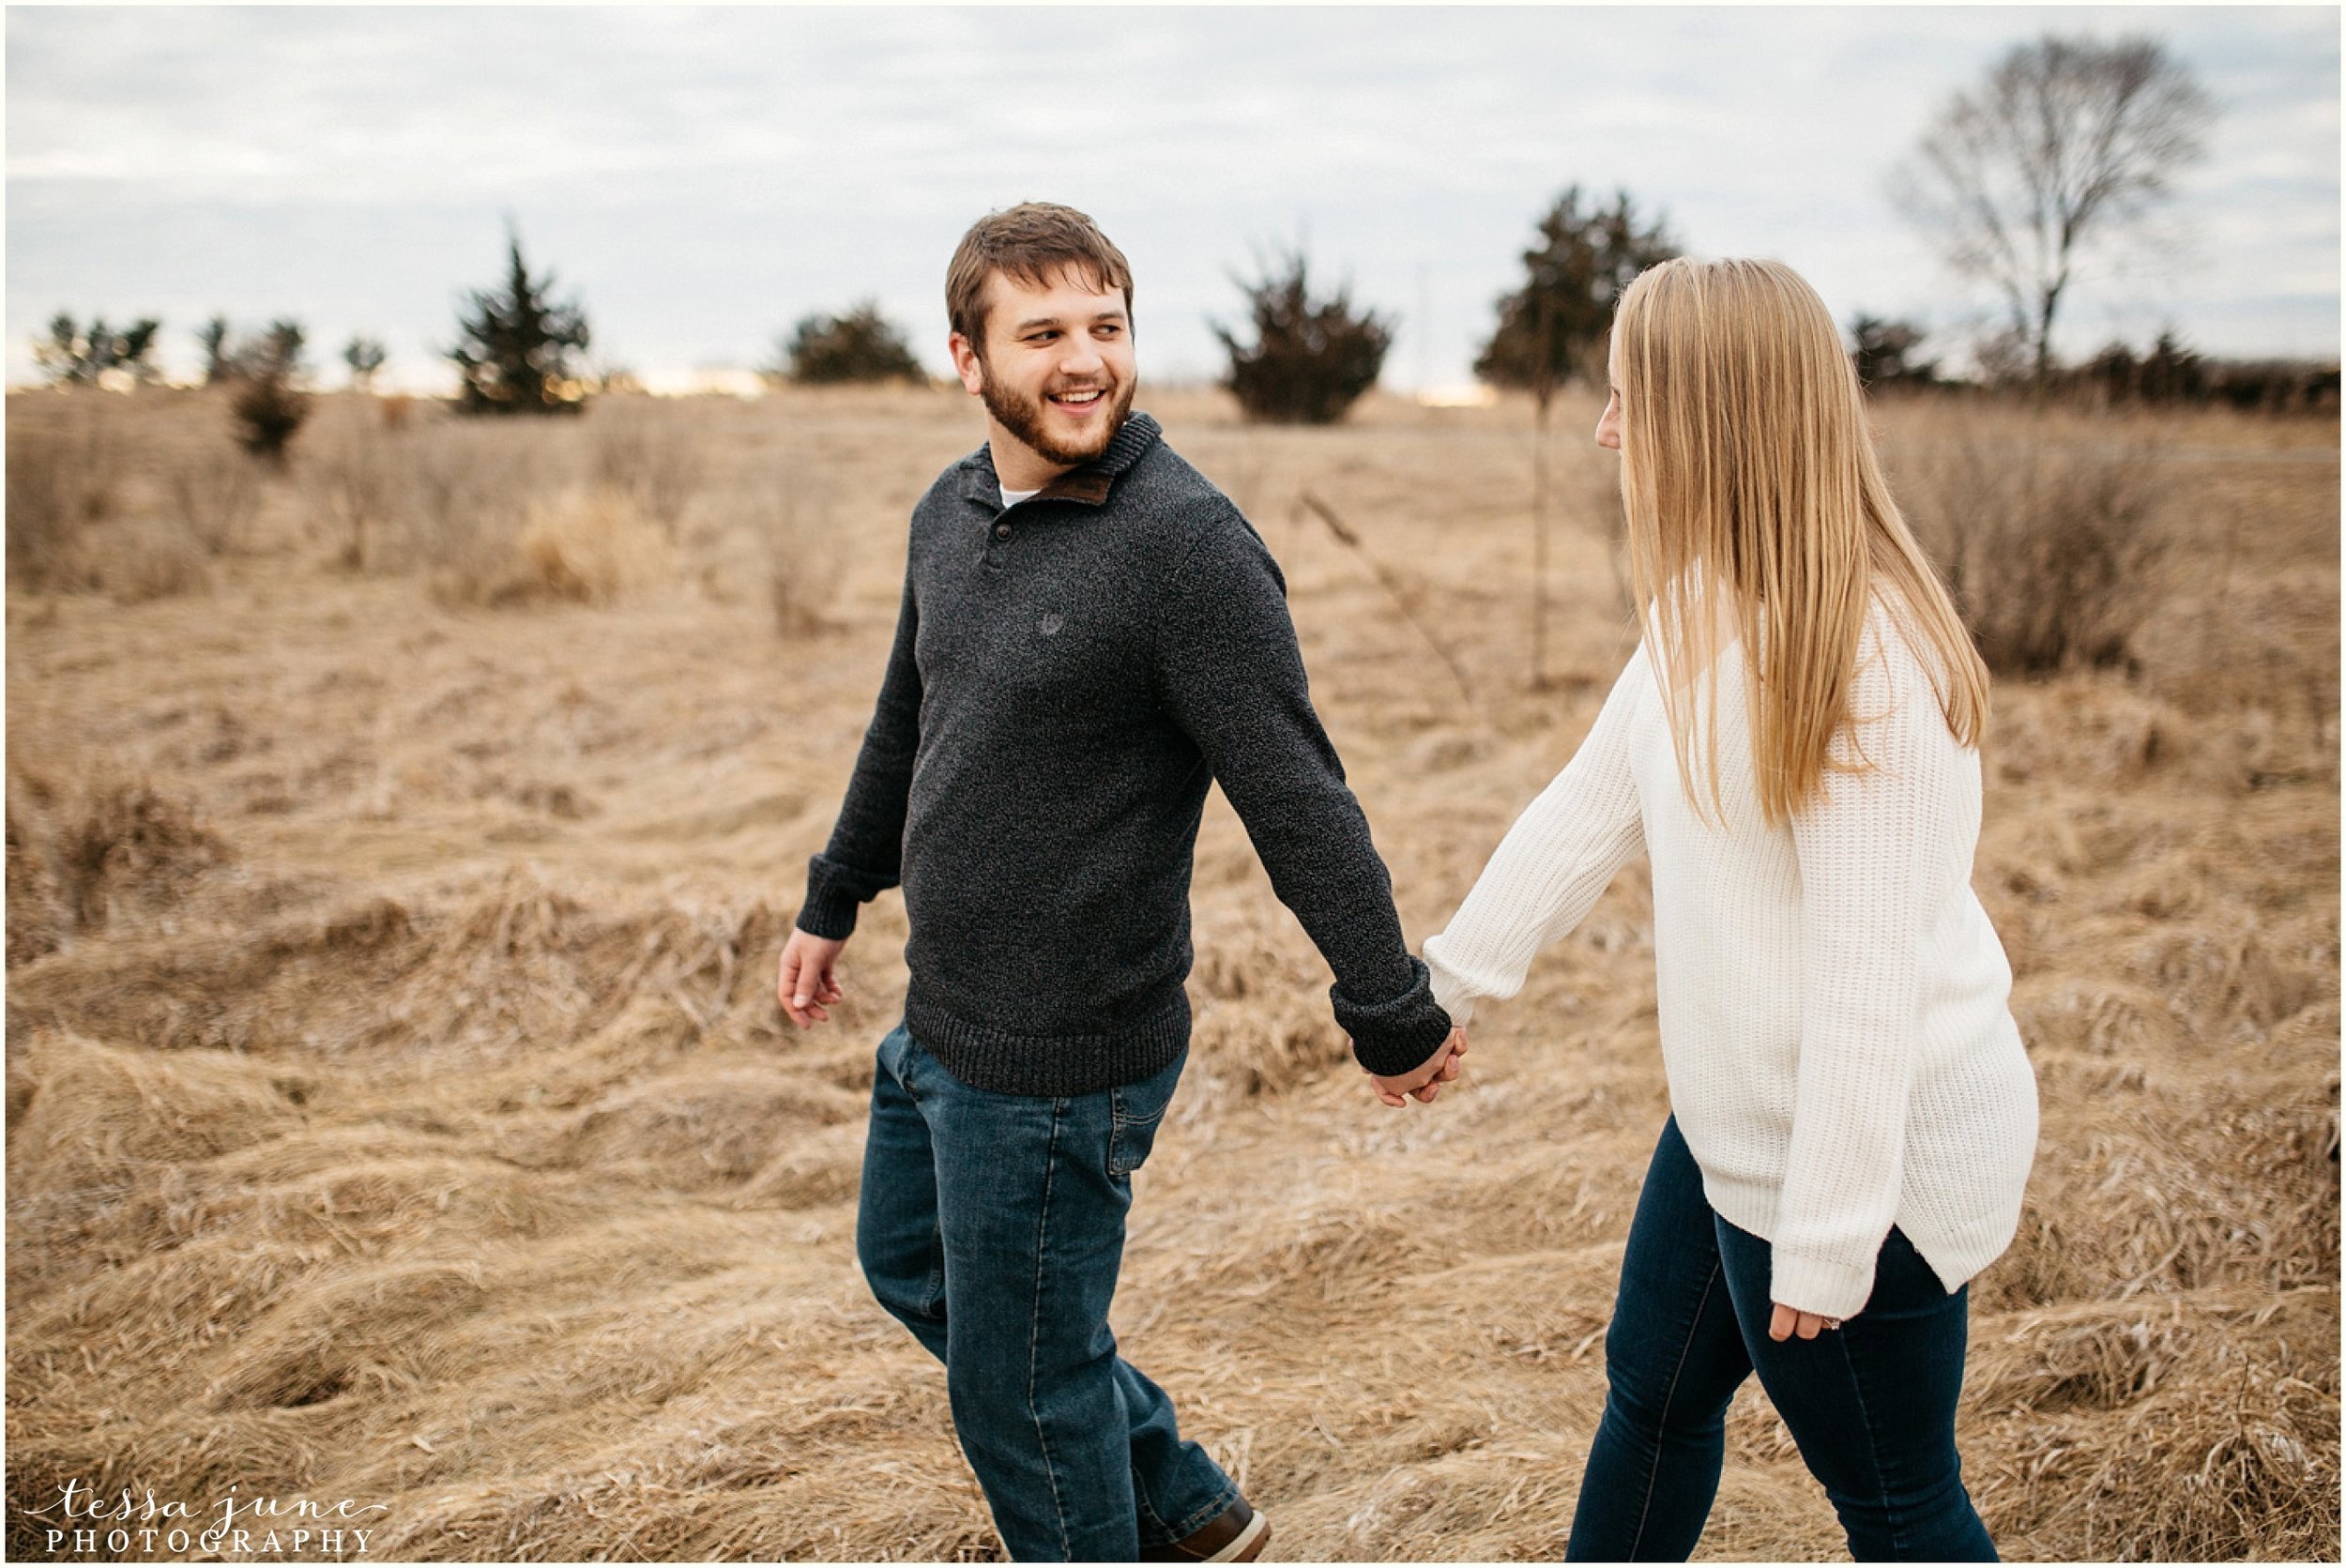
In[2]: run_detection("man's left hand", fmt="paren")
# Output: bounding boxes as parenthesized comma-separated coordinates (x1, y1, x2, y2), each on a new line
(1362, 1028, 1468, 1107)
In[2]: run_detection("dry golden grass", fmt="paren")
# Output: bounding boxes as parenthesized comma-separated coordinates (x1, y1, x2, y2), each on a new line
(6, 383, 2338, 1561)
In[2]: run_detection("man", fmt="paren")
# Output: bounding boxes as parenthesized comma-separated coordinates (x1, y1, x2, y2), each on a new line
(774, 201, 1465, 1563)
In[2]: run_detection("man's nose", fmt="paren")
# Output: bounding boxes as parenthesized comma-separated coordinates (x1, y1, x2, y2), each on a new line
(1057, 335, 1104, 376)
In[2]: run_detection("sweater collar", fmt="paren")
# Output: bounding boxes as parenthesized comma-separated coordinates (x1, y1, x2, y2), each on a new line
(959, 411, 1163, 509)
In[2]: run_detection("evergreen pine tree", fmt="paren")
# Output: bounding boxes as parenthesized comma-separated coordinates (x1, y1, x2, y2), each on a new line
(448, 231, 591, 416)
(34, 313, 164, 386)
(1476, 187, 1678, 409)
(1848, 314, 1942, 388)
(197, 315, 233, 385)
(1213, 251, 1392, 425)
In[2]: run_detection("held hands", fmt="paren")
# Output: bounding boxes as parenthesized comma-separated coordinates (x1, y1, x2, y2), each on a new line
(1362, 1027, 1469, 1108)
(775, 929, 847, 1027)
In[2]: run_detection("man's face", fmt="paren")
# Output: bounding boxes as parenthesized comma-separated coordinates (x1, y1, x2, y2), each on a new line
(951, 266, 1136, 472)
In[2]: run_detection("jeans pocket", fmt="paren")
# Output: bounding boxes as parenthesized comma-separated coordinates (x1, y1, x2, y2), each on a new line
(1107, 1049, 1185, 1177)
(876, 1023, 920, 1102)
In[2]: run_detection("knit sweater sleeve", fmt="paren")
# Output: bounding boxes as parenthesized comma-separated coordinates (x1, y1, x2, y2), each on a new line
(1769, 617, 1974, 1318)
(797, 569, 921, 939)
(1420, 647, 1649, 1027)
(1153, 512, 1455, 1078)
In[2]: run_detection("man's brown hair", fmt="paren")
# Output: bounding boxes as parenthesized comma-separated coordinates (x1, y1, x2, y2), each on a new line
(946, 203, 1135, 356)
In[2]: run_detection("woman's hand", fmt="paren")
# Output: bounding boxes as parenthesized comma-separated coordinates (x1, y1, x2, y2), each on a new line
(1768, 1302, 1843, 1341)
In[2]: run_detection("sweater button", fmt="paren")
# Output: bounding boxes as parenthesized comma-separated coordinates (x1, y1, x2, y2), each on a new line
(993, 522, 1013, 540)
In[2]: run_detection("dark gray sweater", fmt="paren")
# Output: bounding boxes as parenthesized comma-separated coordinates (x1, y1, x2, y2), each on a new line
(796, 411, 1452, 1094)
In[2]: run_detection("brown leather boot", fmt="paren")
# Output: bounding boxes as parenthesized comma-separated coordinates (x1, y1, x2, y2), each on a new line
(1138, 1497, 1270, 1562)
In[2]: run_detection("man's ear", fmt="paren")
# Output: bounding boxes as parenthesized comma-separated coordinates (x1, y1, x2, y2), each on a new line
(949, 332, 986, 396)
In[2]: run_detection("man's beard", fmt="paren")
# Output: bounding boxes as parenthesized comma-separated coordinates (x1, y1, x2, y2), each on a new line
(979, 370, 1135, 469)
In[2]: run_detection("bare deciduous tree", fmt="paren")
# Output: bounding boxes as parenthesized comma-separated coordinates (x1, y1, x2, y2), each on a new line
(1891, 35, 2215, 385)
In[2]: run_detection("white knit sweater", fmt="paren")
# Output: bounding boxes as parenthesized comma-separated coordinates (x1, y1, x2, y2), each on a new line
(1424, 603, 2038, 1318)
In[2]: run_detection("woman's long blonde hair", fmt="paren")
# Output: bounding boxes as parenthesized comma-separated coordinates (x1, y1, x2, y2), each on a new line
(1612, 255, 1988, 826)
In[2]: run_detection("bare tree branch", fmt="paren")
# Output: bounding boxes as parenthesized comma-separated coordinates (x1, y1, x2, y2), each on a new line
(1889, 34, 2214, 384)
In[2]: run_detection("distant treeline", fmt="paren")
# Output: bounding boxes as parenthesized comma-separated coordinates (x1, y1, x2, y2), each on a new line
(24, 186, 2340, 438)
(1851, 316, 2339, 414)
(2058, 336, 2340, 415)
(27, 288, 2340, 426)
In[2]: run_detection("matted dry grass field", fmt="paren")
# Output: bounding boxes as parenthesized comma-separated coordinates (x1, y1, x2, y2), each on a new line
(6, 383, 2338, 1561)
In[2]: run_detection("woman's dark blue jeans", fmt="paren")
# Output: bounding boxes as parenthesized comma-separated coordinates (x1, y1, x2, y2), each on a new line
(1566, 1117, 1998, 1562)
(854, 1022, 1238, 1561)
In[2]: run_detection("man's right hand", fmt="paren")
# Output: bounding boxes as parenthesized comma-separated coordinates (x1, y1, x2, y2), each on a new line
(776, 929, 848, 1027)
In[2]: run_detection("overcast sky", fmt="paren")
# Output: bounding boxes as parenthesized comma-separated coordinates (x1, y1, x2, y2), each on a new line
(7, 5, 2338, 393)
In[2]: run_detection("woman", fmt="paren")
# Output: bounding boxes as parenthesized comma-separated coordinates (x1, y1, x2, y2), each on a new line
(1420, 257, 2036, 1561)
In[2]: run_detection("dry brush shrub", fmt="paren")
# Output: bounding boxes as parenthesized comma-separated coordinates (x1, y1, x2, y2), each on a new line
(405, 421, 570, 603)
(303, 414, 411, 571)
(54, 780, 228, 930)
(4, 770, 229, 956)
(411, 422, 527, 586)
(590, 397, 708, 540)
(6, 809, 71, 967)
(709, 478, 836, 637)
(1983, 676, 2211, 795)
(395, 414, 683, 608)
(8, 396, 232, 601)
(103, 518, 214, 603)
(164, 442, 264, 556)
(229, 372, 311, 464)
(5, 397, 120, 590)
(503, 487, 675, 605)
(1886, 406, 2171, 676)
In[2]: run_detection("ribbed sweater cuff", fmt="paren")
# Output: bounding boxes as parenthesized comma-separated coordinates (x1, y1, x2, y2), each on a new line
(1768, 1248, 1877, 1321)
(796, 855, 868, 941)
(1423, 948, 1478, 1029)
(1338, 956, 1455, 1076)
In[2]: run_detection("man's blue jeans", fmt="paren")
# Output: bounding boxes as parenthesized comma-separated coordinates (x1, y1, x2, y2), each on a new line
(1566, 1117, 1998, 1562)
(855, 1022, 1239, 1560)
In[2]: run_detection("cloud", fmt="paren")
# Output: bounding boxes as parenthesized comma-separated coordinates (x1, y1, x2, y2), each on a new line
(8, 6, 2337, 388)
